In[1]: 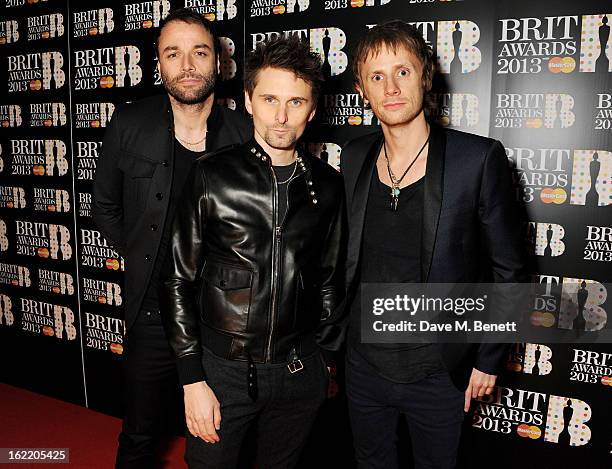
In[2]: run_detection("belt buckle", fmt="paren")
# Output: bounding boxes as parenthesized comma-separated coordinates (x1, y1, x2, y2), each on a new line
(287, 359, 304, 374)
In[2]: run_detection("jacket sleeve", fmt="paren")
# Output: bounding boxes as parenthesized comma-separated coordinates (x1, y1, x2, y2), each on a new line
(92, 110, 126, 255)
(475, 140, 529, 374)
(160, 164, 208, 386)
(316, 180, 348, 354)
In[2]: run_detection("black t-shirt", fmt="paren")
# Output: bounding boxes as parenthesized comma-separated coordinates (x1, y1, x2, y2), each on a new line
(273, 161, 297, 226)
(142, 140, 204, 313)
(349, 171, 444, 383)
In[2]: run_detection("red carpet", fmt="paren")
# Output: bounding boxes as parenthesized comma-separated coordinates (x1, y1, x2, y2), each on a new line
(0, 384, 186, 468)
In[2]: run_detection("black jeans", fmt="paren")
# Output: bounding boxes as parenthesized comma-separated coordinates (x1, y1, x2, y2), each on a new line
(185, 346, 328, 469)
(115, 310, 184, 469)
(346, 347, 465, 469)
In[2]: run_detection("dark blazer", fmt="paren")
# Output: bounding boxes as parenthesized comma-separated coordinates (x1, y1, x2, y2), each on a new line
(92, 94, 252, 331)
(341, 124, 527, 390)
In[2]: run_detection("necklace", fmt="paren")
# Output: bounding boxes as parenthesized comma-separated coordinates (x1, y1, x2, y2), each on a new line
(175, 130, 207, 146)
(275, 160, 298, 184)
(383, 130, 430, 211)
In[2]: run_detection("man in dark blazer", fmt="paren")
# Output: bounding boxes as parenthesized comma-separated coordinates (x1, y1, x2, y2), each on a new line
(341, 21, 527, 469)
(92, 9, 251, 468)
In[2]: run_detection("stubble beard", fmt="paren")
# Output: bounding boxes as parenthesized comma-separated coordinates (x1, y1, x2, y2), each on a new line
(162, 69, 216, 105)
(263, 127, 298, 150)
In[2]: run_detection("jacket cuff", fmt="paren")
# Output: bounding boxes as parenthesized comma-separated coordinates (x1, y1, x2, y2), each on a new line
(177, 354, 206, 386)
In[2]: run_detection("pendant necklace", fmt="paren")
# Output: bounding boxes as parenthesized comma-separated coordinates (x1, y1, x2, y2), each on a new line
(383, 129, 430, 211)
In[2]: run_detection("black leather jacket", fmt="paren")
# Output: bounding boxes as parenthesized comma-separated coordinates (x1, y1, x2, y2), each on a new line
(161, 140, 346, 385)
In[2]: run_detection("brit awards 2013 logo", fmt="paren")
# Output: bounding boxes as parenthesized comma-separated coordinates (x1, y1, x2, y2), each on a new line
(0, 105, 22, 127)
(75, 103, 114, 129)
(430, 93, 479, 128)
(0, 186, 26, 209)
(78, 192, 92, 218)
(219, 37, 237, 80)
(308, 142, 341, 171)
(28, 102, 66, 127)
(250, 0, 308, 17)
(27, 13, 64, 41)
(0, 263, 31, 288)
(186, 0, 238, 21)
(14, 221, 72, 260)
(7, 51, 65, 93)
(73, 8, 114, 37)
(525, 222, 566, 257)
(507, 343, 553, 375)
(594, 93, 612, 130)
(80, 229, 124, 271)
(82, 278, 122, 305)
(570, 150, 611, 208)
(20, 298, 77, 340)
(494, 93, 575, 129)
(325, 0, 391, 11)
(32, 188, 70, 213)
(584, 225, 611, 263)
(0, 19, 19, 44)
(251, 27, 347, 77)
(322, 93, 377, 126)
(74, 46, 142, 90)
(473, 386, 592, 446)
(76, 141, 101, 181)
(38, 269, 74, 295)
(6, 0, 48, 7)
(124, 1, 170, 31)
(531, 275, 608, 332)
(570, 348, 612, 386)
(84, 312, 124, 354)
(496, 14, 611, 74)
(0, 294, 14, 327)
(9, 139, 68, 177)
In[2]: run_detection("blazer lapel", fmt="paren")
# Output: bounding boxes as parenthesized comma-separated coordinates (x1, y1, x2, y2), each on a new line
(346, 134, 383, 289)
(421, 125, 445, 282)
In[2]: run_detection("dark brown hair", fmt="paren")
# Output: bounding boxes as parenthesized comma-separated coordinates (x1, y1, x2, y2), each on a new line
(244, 35, 324, 102)
(155, 8, 220, 60)
(352, 20, 435, 93)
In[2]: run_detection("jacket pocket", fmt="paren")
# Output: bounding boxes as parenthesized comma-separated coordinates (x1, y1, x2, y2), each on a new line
(118, 150, 158, 178)
(200, 262, 253, 333)
(118, 151, 157, 213)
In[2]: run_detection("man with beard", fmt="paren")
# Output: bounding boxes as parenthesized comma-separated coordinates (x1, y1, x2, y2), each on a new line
(161, 36, 345, 468)
(93, 9, 251, 468)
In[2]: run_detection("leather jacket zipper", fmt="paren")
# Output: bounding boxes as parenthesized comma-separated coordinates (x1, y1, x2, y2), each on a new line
(266, 165, 280, 362)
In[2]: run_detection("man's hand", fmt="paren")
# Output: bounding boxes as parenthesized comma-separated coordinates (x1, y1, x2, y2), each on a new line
(183, 381, 221, 443)
(464, 368, 496, 412)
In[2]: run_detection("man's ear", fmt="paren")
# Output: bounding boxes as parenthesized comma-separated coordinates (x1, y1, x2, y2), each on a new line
(307, 105, 317, 123)
(355, 82, 369, 106)
(244, 90, 253, 116)
(216, 56, 221, 76)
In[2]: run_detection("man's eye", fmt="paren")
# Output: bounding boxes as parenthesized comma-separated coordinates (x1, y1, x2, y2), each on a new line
(196, 51, 207, 57)
(372, 75, 383, 82)
(265, 97, 276, 103)
(291, 100, 302, 106)
(399, 69, 409, 77)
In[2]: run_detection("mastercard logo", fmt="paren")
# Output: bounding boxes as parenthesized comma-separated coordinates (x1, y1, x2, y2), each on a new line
(47, 204, 56, 212)
(6, 202, 14, 209)
(30, 80, 42, 91)
(273, 5, 286, 14)
(348, 115, 363, 126)
(525, 118, 542, 129)
(142, 20, 153, 28)
(540, 188, 567, 204)
(548, 57, 575, 74)
(530, 311, 555, 328)
(11, 280, 19, 286)
(33, 165, 46, 176)
(37, 247, 50, 258)
(0, 38, 6, 45)
(517, 424, 541, 439)
(100, 76, 115, 88)
(1, 120, 9, 127)
(601, 376, 612, 386)
(204, 13, 216, 21)
(90, 120, 101, 128)
(52, 286, 60, 294)
(42, 326, 55, 336)
(351, 0, 365, 6)
(437, 116, 450, 127)
(43, 119, 53, 127)
(98, 296, 107, 304)
(106, 258, 120, 270)
(41, 31, 50, 39)
(88, 27, 98, 36)
(27, 0, 40, 4)
(110, 343, 124, 355)
(507, 362, 522, 372)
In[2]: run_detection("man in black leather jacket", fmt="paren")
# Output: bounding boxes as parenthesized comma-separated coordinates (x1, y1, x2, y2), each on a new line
(93, 10, 251, 468)
(161, 36, 346, 468)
